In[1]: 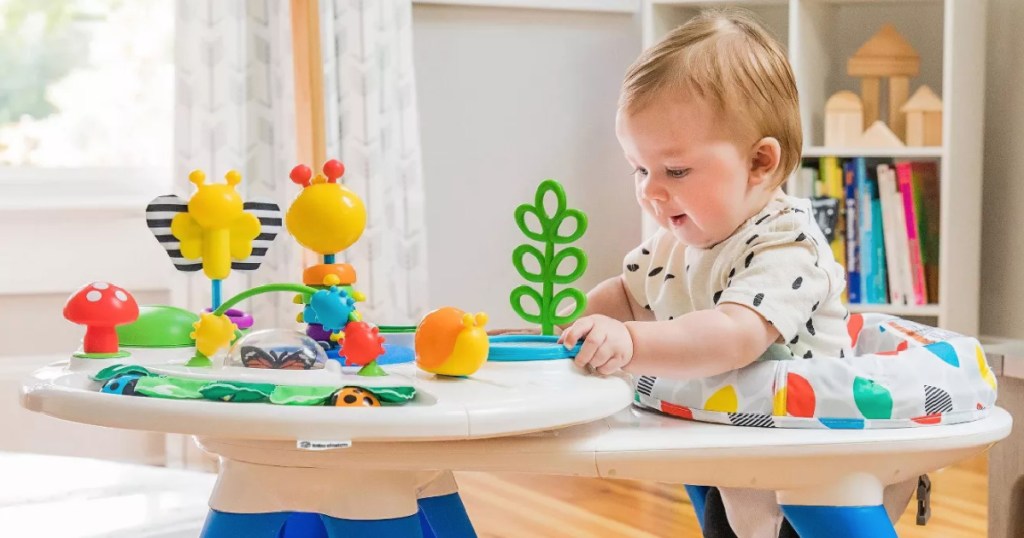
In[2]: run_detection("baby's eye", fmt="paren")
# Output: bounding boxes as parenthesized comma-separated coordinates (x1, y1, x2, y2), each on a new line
(633, 167, 649, 178)
(666, 168, 691, 179)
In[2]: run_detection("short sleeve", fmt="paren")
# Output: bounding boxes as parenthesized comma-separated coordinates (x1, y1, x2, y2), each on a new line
(622, 228, 667, 309)
(716, 224, 832, 342)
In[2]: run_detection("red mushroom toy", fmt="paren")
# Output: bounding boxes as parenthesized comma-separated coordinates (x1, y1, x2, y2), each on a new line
(64, 282, 140, 357)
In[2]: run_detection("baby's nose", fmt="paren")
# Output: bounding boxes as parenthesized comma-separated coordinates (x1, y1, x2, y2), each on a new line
(640, 177, 669, 201)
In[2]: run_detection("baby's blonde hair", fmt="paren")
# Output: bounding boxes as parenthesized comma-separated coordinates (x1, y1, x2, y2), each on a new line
(620, 9, 802, 185)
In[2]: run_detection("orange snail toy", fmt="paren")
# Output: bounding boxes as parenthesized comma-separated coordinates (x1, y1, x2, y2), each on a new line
(415, 307, 489, 377)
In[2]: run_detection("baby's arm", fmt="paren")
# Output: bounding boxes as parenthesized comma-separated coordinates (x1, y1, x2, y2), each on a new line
(579, 274, 655, 323)
(623, 304, 779, 378)
(561, 303, 778, 377)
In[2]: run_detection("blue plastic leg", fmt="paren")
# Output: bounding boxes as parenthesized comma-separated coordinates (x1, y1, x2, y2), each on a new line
(781, 504, 897, 538)
(200, 510, 291, 538)
(201, 510, 423, 538)
(320, 513, 424, 538)
(418, 492, 478, 537)
(684, 485, 712, 530)
(281, 512, 328, 538)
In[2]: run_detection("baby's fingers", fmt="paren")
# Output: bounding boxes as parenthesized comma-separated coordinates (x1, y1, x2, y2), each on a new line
(574, 331, 607, 369)
(587, 345, 615, 370)
(560, 317, 594, 349)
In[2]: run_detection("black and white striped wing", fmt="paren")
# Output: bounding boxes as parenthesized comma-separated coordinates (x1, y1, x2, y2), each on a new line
(232, 199, 283, 271)
(146, 194, 201, 272)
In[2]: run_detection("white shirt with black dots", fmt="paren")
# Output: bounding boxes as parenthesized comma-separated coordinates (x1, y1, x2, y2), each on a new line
(623, 194, 852, 362)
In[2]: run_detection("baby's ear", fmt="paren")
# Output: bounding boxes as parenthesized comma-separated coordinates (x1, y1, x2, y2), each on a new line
(748, 137, 782, 186)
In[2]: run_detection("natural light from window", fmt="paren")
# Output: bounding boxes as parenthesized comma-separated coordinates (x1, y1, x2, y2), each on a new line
(0, 0, 173, 200)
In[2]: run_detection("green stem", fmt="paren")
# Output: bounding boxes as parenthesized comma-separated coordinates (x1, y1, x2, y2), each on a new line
(213, 283, 317, 317)
(542, 239, 554, 335)
(377, 325, 417, 334)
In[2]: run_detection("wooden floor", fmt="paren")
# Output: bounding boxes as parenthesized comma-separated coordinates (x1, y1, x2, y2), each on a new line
(455, 453, 988, 537)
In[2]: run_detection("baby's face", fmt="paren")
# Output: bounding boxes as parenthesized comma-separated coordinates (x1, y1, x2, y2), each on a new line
(616, 95, 762, 248)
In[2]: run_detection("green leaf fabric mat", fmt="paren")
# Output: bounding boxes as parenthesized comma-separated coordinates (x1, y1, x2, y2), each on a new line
(91, 364, 415, 405)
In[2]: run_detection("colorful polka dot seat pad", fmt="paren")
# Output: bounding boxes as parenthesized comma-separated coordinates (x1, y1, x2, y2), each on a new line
(634, 314, 998, 429)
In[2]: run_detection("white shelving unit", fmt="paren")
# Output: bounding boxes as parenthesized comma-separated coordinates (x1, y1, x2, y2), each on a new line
(802, 146, 943, 159)
(641, 0, 986, 334)
(847, 302, 941, 317)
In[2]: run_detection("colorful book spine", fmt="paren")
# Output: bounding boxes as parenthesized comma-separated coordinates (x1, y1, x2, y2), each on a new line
(819, 156, 846, 271)
(843, 160, 860, 304)
(912, 162, 941, 304)
(790, 165, 818, 199)
(890, 167, 914, 306)
(868, 171, 888, 304)
(896, 162, 928, 305)
(855, 158, 888, 304)
(877, 164, 910, 305)
(877, 164, 898, 304)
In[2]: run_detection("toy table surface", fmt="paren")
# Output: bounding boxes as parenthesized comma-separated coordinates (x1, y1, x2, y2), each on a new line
(19, 354, 1012, 537)
(21, 353, 634, 442)
(198, 404, 1012, 507)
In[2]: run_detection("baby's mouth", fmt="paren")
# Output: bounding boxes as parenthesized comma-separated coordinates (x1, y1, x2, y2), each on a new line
(669, 214, 687, 226)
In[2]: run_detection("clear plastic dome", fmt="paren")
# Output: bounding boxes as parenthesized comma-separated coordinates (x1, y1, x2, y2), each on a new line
(226, 329, 327, 370)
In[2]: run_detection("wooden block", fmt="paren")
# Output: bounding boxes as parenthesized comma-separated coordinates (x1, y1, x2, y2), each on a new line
(906, 121, 924, 147)
(922, 114, 943, 146)
(902, 85, 943, 146)
(861, 77, 880, 128)
(889, 76, 910, 142)
(824, 91, 864, 147)
(847, 24, 920, 78)
(857, 120, 906, 148)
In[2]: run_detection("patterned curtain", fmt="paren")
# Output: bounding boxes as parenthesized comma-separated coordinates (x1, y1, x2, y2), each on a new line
(173, 0, 299, 328)
(320, 0, 430, 325)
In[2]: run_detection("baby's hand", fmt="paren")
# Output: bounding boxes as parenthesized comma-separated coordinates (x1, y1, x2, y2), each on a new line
(559, 315, 634, 375)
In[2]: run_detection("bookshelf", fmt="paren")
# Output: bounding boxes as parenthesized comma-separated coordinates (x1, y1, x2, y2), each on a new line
(641, 0, 986, 335)
(847, 302, 941, 317)
(802, 147, 943, 159)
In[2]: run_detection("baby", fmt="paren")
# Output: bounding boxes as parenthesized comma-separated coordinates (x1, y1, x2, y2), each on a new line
(557, 9, 856, 538)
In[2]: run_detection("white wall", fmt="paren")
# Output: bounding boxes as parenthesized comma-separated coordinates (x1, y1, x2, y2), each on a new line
(412, 4, 643, 328)
(980, 0, 1024, 338)
(0, 291, 170, 357)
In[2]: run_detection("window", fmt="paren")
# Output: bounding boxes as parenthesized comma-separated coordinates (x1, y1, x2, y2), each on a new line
(0, 0, 174, 208)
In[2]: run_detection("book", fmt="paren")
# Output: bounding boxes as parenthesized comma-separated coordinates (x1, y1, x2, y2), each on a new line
(877, 164, 911, 305)
(895, 161, 928, 305)
(869, 162, 889, 304)
(788, 164, 818, 199)
(856, 158, 888, 304)
(819, 156, 846, 272)
(876, 163, 898, 304)
(913, 162, 941, 304)
(843, 160, 860, 304)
